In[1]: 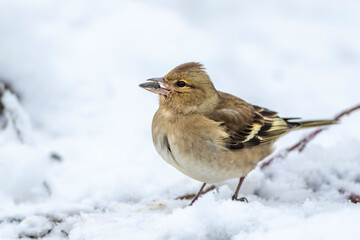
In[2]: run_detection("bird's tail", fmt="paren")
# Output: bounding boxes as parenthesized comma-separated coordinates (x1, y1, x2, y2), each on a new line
(286, 119, 337, 129)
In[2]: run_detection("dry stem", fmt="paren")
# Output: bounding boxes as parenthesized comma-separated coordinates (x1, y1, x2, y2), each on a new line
(260, 103, 360, 203)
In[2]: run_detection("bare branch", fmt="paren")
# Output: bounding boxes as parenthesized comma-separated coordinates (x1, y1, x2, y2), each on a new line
(176, 185, 216, 200)
(260, 103, 360, 203)
(260, 103, 360, 169)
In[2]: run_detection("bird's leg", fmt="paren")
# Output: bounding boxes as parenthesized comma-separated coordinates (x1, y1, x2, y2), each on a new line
(231, 176, 248, 202)
(189, 183, 207, 206)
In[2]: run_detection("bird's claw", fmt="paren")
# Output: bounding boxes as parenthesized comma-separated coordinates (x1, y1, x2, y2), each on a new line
(231, 196, 248, 203)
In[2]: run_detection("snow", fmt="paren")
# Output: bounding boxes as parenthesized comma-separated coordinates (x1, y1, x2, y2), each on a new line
(18, 216, 53, 239)
(0, 0, 360, 239)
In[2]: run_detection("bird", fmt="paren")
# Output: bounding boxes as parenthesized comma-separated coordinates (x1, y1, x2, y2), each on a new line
(139, 62, 336, 205)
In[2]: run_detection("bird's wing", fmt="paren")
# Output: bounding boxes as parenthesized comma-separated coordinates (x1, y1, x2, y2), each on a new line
(207, 92, 297, 150)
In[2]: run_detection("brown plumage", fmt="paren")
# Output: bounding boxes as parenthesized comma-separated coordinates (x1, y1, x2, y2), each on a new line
(140, 62, 336, 204)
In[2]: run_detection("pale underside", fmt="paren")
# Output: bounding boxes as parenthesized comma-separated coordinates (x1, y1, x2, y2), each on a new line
(152, 109, 274, 183)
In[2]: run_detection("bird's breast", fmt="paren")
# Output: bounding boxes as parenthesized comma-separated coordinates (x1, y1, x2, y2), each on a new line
(152, 109, 234, 182)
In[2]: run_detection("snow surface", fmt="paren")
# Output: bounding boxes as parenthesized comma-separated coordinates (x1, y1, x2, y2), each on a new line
(0, 0, 360, 239)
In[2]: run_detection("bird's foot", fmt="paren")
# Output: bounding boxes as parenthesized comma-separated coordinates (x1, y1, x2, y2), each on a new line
(231, 195, 248, 202)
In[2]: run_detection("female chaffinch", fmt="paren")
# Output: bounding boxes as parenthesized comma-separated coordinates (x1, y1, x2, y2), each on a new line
(140, 62, 335, 205)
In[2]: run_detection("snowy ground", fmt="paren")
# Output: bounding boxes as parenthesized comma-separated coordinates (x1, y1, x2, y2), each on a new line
(0, 0, 360, 239)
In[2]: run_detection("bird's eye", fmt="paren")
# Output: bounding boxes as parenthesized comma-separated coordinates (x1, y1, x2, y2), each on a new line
(177, 81, 187, 87)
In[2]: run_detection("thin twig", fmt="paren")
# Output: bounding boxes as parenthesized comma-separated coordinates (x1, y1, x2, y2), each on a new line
(339, 189, 360, 204)
(348, 193, 360, 203)
(176, 185, 216, 200)
(260, 103, 360, 203)
(260, 104, 360, 169)
(43, 181, 52, 196)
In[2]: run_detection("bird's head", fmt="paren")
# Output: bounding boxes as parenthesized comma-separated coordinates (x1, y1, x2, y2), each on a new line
(140, 62, 220, 114)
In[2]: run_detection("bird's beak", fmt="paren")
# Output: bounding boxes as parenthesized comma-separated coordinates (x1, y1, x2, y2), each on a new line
(139, 77, 171, 96)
